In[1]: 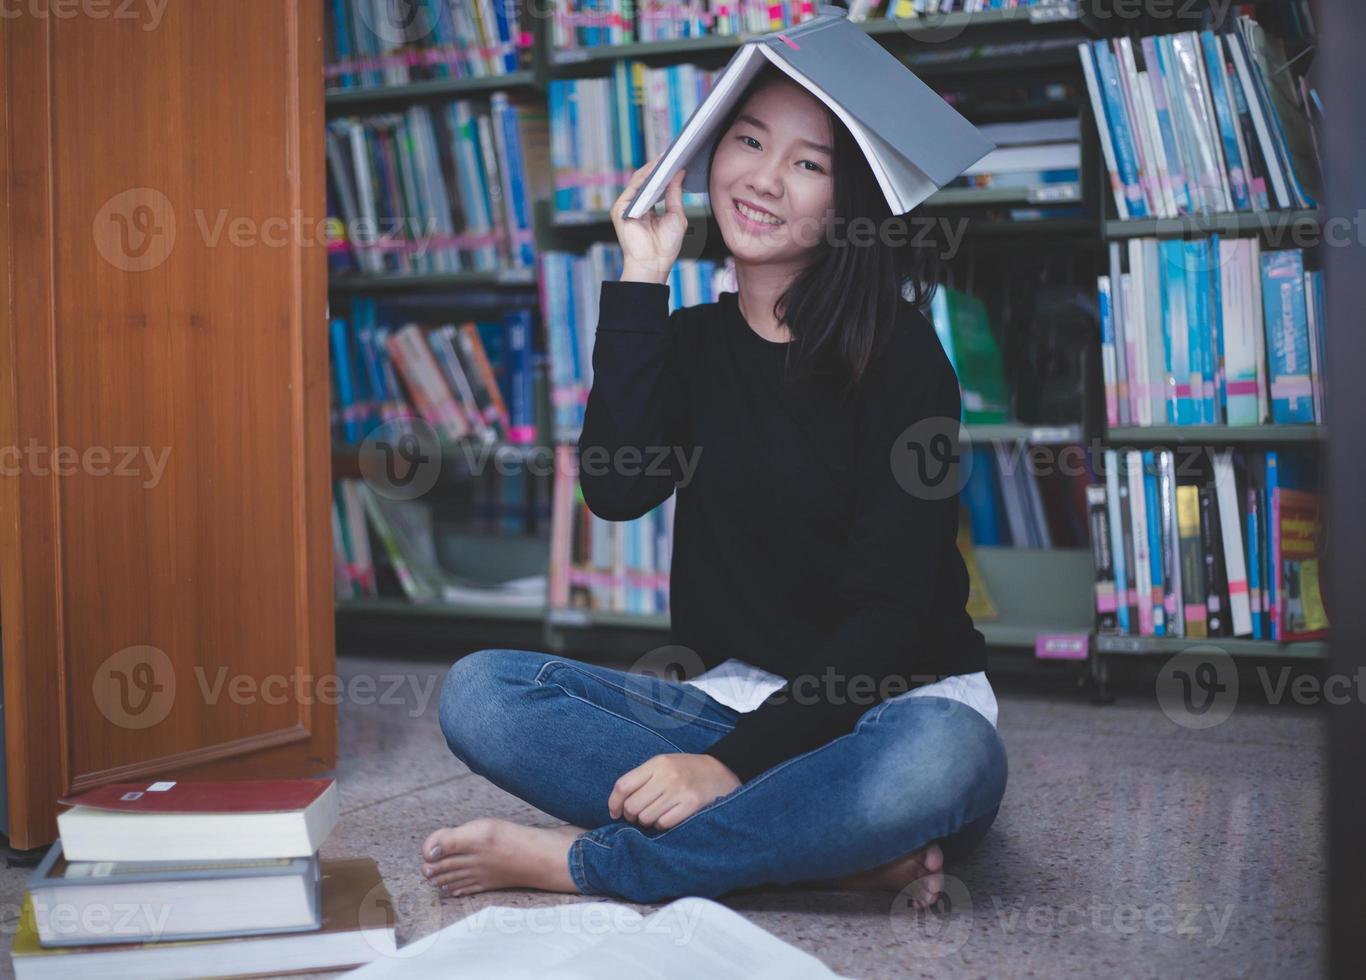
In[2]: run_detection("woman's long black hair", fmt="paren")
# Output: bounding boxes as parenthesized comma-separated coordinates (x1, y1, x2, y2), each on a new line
(710, 67, 941, 395)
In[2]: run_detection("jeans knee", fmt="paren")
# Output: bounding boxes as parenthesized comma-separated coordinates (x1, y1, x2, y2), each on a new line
(439, 649, 508, 772)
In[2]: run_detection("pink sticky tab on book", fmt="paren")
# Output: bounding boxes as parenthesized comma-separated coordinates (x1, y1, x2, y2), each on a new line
(774, 33, 800, 50)
(1035, 633, 1090, 661)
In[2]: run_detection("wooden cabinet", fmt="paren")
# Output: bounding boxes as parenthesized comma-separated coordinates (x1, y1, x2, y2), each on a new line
(0, 1, 335, 848)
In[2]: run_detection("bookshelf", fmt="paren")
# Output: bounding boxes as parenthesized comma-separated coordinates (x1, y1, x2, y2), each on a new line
(327, 2, 1329, 688)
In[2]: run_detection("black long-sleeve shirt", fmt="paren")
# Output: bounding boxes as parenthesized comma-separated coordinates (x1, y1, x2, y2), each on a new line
(577, 279, 987, 783)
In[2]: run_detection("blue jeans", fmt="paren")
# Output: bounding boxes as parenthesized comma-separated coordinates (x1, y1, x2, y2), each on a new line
(438, 648, 1008, 904)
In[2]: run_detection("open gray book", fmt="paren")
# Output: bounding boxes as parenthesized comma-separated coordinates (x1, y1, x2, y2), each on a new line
(625, 4, 993, 220)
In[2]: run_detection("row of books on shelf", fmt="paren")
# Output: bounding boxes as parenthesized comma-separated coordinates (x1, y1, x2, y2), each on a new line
(549, 0, 1074, 53)
(540, 246, 734, 439)
(963, 445, 1090, 550)
(549, 62, 718, 214)
(334, 478, 549, 606)
(1088, 447, 1327, 643)
(325, 94, 549, 277)
(1078, 16, 1321, 220)
(330, 296, 542, 445)
(13, 780, 394, 979)
(1097, 239, 1325, 428)
(943, 116, 1087, 220)
(548, 446, 675, 614)
(325, 0, 529, 89)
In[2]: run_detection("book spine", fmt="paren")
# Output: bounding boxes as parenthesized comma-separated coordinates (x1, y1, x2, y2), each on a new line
(1098, 275, 1120, 428)
(1177, 483, 1208, 637)
(1260, 249, 1314, 423)
(1079, 41, 1130, 221)
(1246, 485, 1263, 639)
(1094, 40, 1148, 219)
(1262, 451, 1273, 642)
(1105, 449, 1131, 633)
(1199, 483, 1229, 637)
(505, 310, 537, 443)
(1087, 483, 1119, 633)
(1126, 450, 1154, 636)
(1160, 450, 1184, 635)
(1213, 450, 1253, 636)
(1142, 451, 1167, 636)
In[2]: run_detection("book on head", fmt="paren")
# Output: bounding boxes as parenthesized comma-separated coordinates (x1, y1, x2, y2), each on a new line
(624, 5, 993, 221)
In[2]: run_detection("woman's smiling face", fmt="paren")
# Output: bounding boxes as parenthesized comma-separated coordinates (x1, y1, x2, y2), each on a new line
(709, 77, 836, 265)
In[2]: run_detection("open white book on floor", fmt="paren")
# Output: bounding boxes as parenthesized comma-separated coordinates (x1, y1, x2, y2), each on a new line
(342, 896, 846, 979)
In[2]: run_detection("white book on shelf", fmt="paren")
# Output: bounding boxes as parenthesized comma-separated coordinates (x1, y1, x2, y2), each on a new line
(1125, 450, 1154, 636)
(1212, 450, 1254, 636)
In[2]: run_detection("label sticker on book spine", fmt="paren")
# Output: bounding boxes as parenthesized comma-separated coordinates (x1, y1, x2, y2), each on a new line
(146, 781, 176, 792)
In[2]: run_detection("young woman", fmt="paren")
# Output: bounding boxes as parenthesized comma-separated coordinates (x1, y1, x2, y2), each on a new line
(420, 68, 1007, 907)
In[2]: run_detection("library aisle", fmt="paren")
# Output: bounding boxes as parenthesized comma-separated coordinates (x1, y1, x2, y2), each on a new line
(2, 0, 1362, 977)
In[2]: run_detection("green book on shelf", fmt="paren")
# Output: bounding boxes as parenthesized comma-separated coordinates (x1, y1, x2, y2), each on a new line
(929, 286, 1009, 424)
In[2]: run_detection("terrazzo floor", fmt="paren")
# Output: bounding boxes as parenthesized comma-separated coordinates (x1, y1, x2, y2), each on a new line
(0, 650, 1326, 978)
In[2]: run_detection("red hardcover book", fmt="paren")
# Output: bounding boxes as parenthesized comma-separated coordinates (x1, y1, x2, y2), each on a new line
(57, 779, 339, 862)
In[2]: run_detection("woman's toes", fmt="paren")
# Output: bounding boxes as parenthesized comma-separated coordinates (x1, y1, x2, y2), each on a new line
(433, 872, 478, 892)
(423, 854, 476, 881)
(422, 826, 460, 863)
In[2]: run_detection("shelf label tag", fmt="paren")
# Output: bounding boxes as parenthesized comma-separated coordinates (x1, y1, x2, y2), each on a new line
(1035, 633, 1089, 661)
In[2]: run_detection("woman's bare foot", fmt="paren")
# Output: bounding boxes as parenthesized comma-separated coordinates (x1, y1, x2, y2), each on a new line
(828, 842, 945, 908)
(420, 818, 587, 897)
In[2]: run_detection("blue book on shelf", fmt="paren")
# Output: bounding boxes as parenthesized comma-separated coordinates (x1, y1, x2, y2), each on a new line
(329, 0, 355, 89)
(1260, 249, 1315, 423)
(1143, 35, 1192, 216)
(1092, 40, 1148, 219)
(1142, 451, 1167, 636)
(1265, 451, 1280, 641)
(1161, 240, 1197, 425)
(548, 84, 573, 213)
(493, 93, 535, 267)
(1186, 238, 1215, 424)
(505, 310, 536, 443)
(962, 447, 1004, 547)
(1201, 30, 1251, 211)
(1247, 483, 1263, 639)
(329, 317, 360, 444)
(1209, 234, 1227, 423)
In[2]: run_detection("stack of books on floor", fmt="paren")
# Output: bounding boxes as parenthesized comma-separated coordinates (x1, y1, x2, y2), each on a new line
(11, 779, 396, 980)
(1087, 448, 1328, 642)
(1099, 238, 1326, 428)
(1078, 16, 1320, 219)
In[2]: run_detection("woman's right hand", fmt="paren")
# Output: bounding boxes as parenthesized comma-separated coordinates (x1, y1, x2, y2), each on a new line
(611, 153, 688, 284)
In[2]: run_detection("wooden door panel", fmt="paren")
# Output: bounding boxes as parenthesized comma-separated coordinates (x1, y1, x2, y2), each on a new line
(1, 1, 334, 847)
